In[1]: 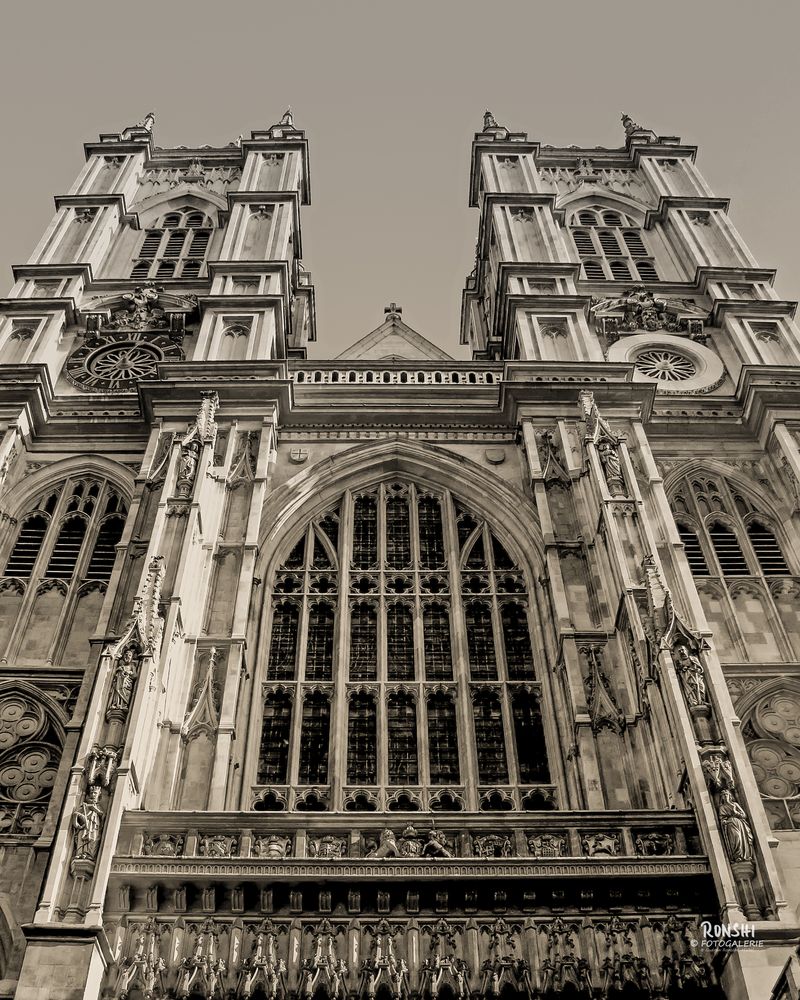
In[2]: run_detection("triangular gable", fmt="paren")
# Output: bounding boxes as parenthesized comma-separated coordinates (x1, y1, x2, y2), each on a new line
(337, 315, 453, 362)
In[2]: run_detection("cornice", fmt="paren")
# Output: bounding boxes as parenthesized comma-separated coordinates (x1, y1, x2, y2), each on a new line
(711, 298, 797, 325)
(227, 190, 304, 256)
(0, 297, 77, 325)
(53, 193, 137, 228)
(109, 856, 711, 881)
(0, 364, 54, 431)
(11, 263, 93, 283)
(644, 196, 730, 228)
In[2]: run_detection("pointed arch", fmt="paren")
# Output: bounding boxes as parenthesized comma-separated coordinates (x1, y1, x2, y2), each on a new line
(246, 441, 564, 813)
(132, 189, 227, 229)
(258, 437, 544, 578)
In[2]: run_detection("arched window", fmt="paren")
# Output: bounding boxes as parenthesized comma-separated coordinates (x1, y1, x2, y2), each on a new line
(1, 477, 128, 663)
(669, 474, 794, 664)
(257, 692, 292, 784)
(131, 206, 215, 280)
(568, 204, 658, 281)
(256, 481, 550, 809)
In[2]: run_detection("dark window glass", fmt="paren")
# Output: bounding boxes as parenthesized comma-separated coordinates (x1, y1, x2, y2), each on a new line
(257, 692, 292, 784)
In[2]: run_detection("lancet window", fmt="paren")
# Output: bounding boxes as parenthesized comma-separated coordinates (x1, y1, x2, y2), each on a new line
(255, 482, 551, 810)
(1, 476, 128, 664)
(670, 473, 797, 663)
(130, 206, 215, 280)
(568, 205, 658, 282)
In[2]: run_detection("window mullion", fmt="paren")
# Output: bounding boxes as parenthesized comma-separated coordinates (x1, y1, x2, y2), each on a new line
(442, 488, 478, 809)
(330, 490, 354, 810)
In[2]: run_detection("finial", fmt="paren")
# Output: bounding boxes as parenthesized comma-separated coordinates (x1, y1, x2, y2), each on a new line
(279, 107, 294, 128)
(384, 302, 402, 320)
(137, 111, 156, 133)
(483, 110, 499, 131)
(621, 112, 641, 138)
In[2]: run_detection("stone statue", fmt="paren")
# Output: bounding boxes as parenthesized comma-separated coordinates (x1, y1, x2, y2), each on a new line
(597, 439, 625, 496)
(107, 644, 139, 716)
(483, 110, 499, 131)
(621, 113, 641, 137)
(138, 111, 155, 132)
(367, 829, 399, 858)
(717, 789, 754, 863)
(423, 829, 453, 858)
(73, 786, 104, 861)
(673, 643, 707, 708)
(176, 440, 200, 497)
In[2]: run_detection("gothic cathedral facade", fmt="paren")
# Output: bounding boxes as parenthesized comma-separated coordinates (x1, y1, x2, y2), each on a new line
(0, 109, 799, 1000)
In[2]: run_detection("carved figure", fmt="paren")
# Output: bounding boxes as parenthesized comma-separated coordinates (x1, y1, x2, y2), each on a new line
(138, 111, 156, 132)
(423, 829, 453, 858)
(717, 789, 754, 863)
(673, 643, 707, 708)
(253, 834, 290, 859)
(72, 786, 104, 861)
(483, 110, 499, 131)
(309, 834, 347, 859)
(200, 833, 237, 858)
(597, 439, 625, 496)
(107, 644, 139, 716)
(367, 829, 399, 858)
(176, 440, 200, 497)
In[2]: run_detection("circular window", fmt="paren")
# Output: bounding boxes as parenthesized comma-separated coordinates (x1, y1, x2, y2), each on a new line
(634, 348, 697, 383)
(607, 333, 726, 395)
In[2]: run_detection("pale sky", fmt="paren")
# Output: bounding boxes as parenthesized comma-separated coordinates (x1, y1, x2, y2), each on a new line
(1, 0, 798, 359)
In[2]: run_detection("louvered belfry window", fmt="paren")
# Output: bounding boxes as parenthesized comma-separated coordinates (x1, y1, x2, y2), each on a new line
(1, 478, 128, 663)
(671, 475, 793, 580)
(669, 474, 795, 662)
(131, 207, 214, 280)
(256, 482, 551, 810)
(569, 205, 658, 281)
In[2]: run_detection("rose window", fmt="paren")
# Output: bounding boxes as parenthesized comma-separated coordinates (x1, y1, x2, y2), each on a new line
(634, 348, 697, 382)
(0, 692, 62, 835)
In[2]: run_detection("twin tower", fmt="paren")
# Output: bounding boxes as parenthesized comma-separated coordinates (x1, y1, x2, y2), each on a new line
(0, 109, 799, 999)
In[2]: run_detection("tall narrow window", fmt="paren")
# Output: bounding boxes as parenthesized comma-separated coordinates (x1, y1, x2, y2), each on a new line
(473, 690, 508, 783)
(353, 495, 378, 568)
(677, 523, 709, 576)
(709, 522, 749, 576)
(385, 494, 411, 568)
(257, 692, 292, 784)
(306, 602, 335, 681)
(387, 603, 414, 680)
(350, 602, 378, 680)
(5, 514, 48, 577)
(86, 515, 125, 580)
(298, 693, 330, 785)
(512, 691, 550, 783)
(427, 693, 460, 784)
(466, 601, 497, 680)
(418, 495, 445, 568)
(388, 692, 418, 784)
(347, 693, 377, 784)
(424, 603, 452, 680)
(45, 516, 88, 579)
(267, 602, 299, 680)
(501, 602, 533, 679)
(747, 522, 789, 575)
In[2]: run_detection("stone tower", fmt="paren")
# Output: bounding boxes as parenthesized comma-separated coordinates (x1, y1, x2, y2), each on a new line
(0, 108, 798, 999)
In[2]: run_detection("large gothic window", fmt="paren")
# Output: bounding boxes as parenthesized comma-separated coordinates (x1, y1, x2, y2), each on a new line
(131, 207, 214, 280)
(568, 205, 658, 282)
(255, 482, 551, 811)
(670, 473, 796, 663)
(1, 477, 128, 664)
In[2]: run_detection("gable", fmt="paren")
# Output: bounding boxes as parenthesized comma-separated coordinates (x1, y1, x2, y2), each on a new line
(337, 319, 453, 361)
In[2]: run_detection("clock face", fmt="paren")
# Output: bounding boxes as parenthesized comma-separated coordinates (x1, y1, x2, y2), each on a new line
(65, 334, 183, 392)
